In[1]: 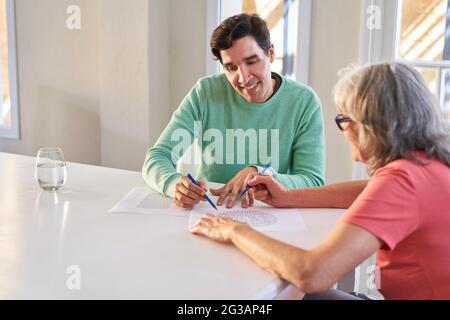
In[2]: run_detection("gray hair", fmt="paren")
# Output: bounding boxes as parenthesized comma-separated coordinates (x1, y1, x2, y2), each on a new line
(333, 62, 450, 174)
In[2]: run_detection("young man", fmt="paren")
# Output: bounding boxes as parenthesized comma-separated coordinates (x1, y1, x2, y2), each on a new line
(143, 14, 325, 209)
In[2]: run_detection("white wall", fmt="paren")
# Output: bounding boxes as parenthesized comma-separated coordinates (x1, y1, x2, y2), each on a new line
(309, 0, 362, 183)
(0, 0, 101, 164)
(0, 0, 174, 171)
(169, 0, 207, 111)
(98, 0, 168, 170)
(0, 0, 362, 183)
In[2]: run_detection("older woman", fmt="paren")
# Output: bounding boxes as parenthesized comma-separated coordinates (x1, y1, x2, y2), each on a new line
(191, 63, 450, 300)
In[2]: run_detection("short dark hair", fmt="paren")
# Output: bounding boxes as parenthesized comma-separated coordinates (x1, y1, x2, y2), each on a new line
(210, 14, 271, 64)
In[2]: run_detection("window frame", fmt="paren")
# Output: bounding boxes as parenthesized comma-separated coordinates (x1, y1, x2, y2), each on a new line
(394, 0, 450, 106)
(0, 0, 20, 140)
(205, 0, 312, 85)
(360, 0, 399, 64)
(354, 0, 398, 180)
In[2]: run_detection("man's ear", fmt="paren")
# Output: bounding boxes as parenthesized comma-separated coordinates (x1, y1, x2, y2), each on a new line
(269, 44, 275, 63)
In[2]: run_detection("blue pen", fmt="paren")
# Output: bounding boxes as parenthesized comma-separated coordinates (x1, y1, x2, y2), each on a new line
(187, 174, 218, 210)
(240, 161, 272, 197)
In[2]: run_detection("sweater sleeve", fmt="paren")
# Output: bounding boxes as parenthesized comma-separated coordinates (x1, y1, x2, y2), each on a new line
(142, 80, 206, 197)
(270, 92, 326, 189)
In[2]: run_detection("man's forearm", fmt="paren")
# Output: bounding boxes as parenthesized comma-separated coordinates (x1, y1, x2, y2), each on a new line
(142, 147, 182, 198)
(286, 180, 369, 209)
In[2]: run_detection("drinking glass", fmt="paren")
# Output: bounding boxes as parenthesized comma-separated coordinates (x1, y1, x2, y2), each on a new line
(35, 147, 67, 191)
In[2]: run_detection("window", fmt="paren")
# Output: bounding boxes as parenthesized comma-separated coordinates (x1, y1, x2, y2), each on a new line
(362, 0, 450, 120)
(206, 0, 312, 84)
(396, 0, 450, 120)
(0, 0, 19, 139)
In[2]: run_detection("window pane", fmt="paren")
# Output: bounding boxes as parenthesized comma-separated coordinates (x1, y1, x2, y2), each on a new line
(415, 67, 439, 96)
(398, 0, 449, 62)
(415, 68, 450, 120)
(0, 0, 11, 127)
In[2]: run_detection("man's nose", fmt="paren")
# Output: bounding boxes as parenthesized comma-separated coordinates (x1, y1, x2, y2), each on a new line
(238, 66, 250, 85)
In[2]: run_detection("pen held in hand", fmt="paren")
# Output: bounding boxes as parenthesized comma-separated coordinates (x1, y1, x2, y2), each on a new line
(186, 174, 218, 210)
(240, 161, 272, 198)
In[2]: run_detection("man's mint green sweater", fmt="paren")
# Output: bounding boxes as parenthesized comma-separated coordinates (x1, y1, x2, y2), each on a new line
(143, 73, 325, 197)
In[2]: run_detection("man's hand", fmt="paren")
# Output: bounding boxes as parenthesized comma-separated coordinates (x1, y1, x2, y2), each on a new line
(173, 176, 208, 210)
(210, 167, 258, 209)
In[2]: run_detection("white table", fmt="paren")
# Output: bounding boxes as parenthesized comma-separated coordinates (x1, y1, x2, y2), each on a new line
(0, 152, 345, 299)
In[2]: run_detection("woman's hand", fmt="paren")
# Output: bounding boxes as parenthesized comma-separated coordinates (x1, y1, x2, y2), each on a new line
(191, 214, 249, 243)
(244, 174, 291, 208)
(210, 167, 257, 209)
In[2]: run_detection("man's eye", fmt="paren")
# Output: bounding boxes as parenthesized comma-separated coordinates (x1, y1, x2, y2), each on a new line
(247, 60, 257, 65)
(226, 66, 237, 72)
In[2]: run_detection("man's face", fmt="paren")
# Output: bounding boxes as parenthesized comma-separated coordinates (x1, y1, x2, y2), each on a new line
(220, 35, 275, 103)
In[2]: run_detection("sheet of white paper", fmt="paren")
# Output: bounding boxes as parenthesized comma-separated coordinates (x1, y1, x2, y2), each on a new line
(109, 187, 184, 216)
(189, 200, 307, 232)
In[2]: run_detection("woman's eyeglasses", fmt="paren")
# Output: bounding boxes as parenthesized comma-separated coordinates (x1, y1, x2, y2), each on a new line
(335, 114, 353, 131)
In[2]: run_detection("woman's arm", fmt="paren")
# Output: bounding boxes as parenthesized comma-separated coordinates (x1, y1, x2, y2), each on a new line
(285, 180, 369, 209)
(245, 175, 368, 209)
(192, 216, 382, 294)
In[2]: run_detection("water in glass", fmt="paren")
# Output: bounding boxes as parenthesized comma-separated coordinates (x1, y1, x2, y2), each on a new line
(35, 147, 67, 191)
